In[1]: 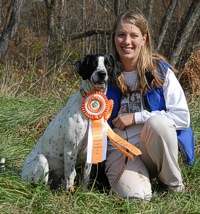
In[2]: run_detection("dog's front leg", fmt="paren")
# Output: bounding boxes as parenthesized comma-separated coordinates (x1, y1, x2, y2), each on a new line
(64, 146, 78, 191)
(83, 163, 92, 190)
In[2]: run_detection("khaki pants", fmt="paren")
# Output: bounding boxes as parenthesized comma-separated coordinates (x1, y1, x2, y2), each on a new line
(105, 115, 184, 200)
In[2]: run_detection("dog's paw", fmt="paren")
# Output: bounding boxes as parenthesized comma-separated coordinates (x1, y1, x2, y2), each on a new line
(68, 185, 78, 195)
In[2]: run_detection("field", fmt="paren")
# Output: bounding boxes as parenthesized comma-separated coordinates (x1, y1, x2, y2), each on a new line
(0, 94, 199, 213)
(0, 1, 200, 212)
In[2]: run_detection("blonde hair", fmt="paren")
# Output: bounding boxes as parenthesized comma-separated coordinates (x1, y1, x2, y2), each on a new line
(112, 11, 175, 94)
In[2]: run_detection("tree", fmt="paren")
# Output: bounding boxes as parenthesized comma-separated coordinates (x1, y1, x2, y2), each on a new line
(44, 0, 56, 38)
(0, 0, 24, 58)
(156, 0, 178, 52)
(114, 0, 120, 17)
(1, 0, 199, 72)
(169, 0, 200, 66)
(145, 0, 154, 27)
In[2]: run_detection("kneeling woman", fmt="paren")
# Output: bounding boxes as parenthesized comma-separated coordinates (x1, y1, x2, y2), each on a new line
(105, 11, 194, 201)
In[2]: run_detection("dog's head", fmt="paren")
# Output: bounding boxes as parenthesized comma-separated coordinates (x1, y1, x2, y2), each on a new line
(75, 54, 123, 91)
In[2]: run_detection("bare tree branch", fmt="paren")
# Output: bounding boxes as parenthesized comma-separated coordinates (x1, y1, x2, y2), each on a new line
(170, 0, 200, 66)
(125, 0, 130, 10)
(0, 0, 24, 59)
(156, 0, 178, 52)
(114, 0, 120, 17)
(44, 0, 56, 38)
(99, 0, 114, 12)
(145, 0, 154, 27)
(67, 29, 111, 40)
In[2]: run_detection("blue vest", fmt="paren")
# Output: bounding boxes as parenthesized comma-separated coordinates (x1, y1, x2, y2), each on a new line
(144, 61, 195, 165)
(106, 62, 195, 166)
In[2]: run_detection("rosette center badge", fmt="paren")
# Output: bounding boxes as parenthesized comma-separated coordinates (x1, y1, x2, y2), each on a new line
(90, 100, 100, 111)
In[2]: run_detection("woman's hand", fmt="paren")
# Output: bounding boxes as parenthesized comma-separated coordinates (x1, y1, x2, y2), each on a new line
(112, 113, 135, 130)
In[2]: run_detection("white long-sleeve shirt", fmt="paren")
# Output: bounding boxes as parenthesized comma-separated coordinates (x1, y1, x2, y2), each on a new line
(117, 67, 194, 164)
(134, 68, 190, 130)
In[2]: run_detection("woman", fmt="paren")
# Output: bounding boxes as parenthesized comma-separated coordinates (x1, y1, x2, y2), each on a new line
(105, 11, 194, 200)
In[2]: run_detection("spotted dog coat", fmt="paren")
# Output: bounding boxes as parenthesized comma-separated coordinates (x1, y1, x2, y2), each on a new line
(21, 54, 122, 190)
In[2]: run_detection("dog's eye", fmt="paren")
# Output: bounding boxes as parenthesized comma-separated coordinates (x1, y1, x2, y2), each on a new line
(105, 60, 112, 68)
(90, 60, 98, 68)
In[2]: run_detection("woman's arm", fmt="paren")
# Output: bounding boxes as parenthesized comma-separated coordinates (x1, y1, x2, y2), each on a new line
(134, 68, 190, 130)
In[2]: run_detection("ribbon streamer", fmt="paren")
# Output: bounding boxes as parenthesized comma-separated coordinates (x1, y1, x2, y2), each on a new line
(82, 90, 142, 164)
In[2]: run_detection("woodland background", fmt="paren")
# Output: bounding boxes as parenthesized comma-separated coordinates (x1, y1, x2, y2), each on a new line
(0, 0, 200, 98)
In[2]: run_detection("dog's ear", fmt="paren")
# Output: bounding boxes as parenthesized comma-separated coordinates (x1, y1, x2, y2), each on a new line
(107, 55, 123, 84)
(75, 54, 91, 80)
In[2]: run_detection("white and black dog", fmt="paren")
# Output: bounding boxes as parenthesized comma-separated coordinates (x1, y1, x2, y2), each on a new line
(21, 54, 122, 191)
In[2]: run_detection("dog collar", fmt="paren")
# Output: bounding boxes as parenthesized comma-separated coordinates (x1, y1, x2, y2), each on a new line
(80, 88, 87, 97)
(80, 85, 108, 98)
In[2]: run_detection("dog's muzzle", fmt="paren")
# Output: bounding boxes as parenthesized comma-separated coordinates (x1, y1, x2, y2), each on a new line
(91, 70, 108, 91)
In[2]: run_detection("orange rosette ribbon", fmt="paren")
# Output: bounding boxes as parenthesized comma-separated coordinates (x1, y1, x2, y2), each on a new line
(82, 90, 142, 164)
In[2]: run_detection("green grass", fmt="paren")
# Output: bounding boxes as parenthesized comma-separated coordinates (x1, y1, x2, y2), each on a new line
(0, 95, 199, 214)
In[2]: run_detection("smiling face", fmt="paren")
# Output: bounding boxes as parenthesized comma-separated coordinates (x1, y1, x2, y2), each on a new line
(114, 22, 147, 71)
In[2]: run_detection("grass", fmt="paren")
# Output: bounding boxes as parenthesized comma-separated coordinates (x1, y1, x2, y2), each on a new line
(0, 95, 199, 214)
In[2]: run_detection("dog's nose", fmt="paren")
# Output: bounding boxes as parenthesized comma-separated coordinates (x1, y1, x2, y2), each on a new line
(98, 70, 106, 80)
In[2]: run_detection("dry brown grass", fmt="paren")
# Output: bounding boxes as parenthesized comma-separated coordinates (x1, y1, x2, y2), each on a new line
(180, 48, 200, 97)
(1, 47, 200, 100)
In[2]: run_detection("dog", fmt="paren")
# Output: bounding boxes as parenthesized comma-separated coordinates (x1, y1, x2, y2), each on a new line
(21, 54, 123, 191)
